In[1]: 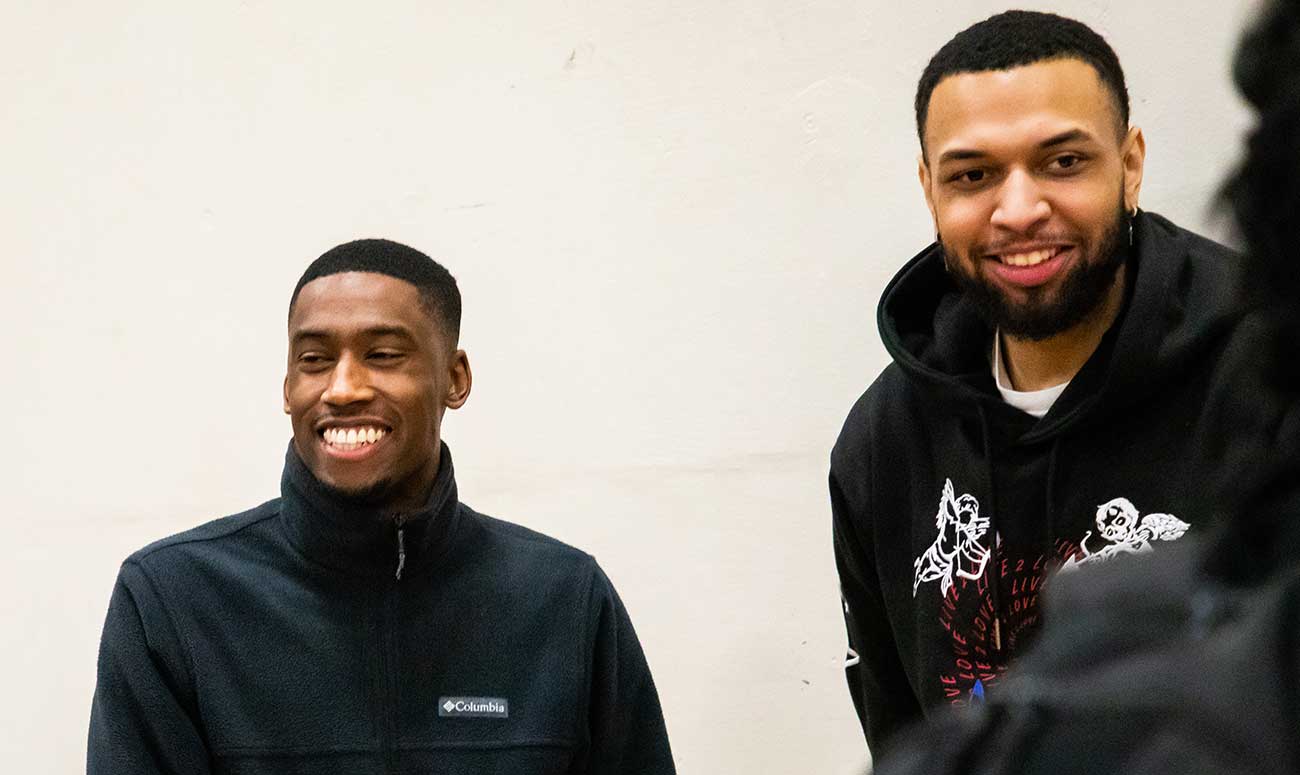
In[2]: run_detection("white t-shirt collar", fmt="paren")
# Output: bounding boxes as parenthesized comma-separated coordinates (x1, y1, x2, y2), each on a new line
(992, 331, 1070, 419)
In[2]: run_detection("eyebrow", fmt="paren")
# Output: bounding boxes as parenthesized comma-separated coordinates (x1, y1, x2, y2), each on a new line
(1038, 128, 1095, 148)
(290, 325, 418, 346)
(936, 128, 1097, 165)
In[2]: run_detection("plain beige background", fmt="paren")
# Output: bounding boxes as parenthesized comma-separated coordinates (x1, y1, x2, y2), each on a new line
(1, 1, 1256, 772)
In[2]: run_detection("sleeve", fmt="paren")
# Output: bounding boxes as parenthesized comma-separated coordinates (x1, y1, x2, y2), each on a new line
(831, 446, 923, 755)
(87, 561, 212, 775)
(576, 563, 676, 775)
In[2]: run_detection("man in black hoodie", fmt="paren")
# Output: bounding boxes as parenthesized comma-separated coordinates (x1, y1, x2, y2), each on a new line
(873, 2, 1300, 771)
(88, 240, 676, 774)
(831, 10, 1255, 755)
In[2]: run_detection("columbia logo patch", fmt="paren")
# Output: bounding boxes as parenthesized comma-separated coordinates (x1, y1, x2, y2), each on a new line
(438, 697, 509, 718)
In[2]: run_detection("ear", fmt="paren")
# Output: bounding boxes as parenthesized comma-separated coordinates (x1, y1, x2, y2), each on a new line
(445, 349, 472, 410)
(283, 375, 291, 414)
(1121, 126, 1146, 212)
(918, 154, 939, 229)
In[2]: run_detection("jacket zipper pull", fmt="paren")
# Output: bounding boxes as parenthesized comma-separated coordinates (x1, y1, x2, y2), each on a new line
(394, 519, 407, 581)
(993, 616, 1002, 652)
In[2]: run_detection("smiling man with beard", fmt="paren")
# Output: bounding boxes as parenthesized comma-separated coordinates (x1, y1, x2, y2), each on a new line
(88, 239, 675, 774)
(829, 11, 1263, 757)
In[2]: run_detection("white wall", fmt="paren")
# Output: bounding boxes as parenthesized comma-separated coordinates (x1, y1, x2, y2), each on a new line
(0, 1, 1256, 772)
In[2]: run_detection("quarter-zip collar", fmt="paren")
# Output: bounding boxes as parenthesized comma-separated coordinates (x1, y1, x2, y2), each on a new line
(279, 439, 461, 578)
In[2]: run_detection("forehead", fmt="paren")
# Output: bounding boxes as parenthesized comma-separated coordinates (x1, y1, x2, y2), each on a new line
(925, 58, 1120, 158)
(289, 271, 436, 340)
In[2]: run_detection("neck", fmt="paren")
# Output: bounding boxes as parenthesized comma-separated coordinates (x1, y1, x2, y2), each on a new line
(1000, 264, 1128, 392)
(280, 440, 460, 577)
(292, 440, 445, 520)
(385, 446, 443, 517)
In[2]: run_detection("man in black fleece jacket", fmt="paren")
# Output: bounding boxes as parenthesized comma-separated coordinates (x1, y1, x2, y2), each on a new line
(831, 11, 1264, 756)
(88, 239, 675, 774)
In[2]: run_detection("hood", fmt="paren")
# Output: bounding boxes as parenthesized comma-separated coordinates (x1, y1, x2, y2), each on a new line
(878, 211, 1244, 442)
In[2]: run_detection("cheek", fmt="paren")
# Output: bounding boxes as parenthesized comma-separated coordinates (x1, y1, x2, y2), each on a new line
(1050, 180, 1120, 227)
(391, 384, 444, 430)
(284, 384, 310, 419)
(935, 197, 992, 244)
(286, 379, 323, 416)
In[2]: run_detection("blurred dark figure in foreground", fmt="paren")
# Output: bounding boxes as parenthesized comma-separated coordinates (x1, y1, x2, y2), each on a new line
(875, 2, 1300, 772)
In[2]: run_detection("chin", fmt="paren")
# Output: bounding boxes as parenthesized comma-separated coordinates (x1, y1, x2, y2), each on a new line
(320, 476, 396, 505)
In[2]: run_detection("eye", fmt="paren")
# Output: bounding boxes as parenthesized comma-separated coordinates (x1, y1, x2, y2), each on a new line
(296, 353, 332, 372)
(1049, 153, 1086, 172)
(367, 350, 405, 363)
(949, 168, 986, 185)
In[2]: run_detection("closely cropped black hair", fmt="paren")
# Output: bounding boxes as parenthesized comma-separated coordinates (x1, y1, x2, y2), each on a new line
(289, 238, 461, 340)
(915, 10, 1130, 154)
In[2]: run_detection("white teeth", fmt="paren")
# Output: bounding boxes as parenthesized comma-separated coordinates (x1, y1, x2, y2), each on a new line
(322, 426, 387, 448)
(1001, 248, 1057, 267)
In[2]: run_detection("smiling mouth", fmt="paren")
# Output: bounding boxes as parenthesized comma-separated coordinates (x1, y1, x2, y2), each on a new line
(320, 425, 390, 451)
(993, 246, 1068, 266)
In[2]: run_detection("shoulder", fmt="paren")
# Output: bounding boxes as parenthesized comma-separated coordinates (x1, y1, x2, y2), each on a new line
(1140, 212, 1244, 304)
(458, 505, 597, 576)
(125, 499, 281, 574)
(452, 506, 616, 620)
(1142, 211, 1238, 262)
(832, 363, 913, 467)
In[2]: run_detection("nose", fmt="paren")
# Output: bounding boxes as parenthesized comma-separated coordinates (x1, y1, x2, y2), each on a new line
(990, 169, 1051, 233)
(321, 353, 375, 406)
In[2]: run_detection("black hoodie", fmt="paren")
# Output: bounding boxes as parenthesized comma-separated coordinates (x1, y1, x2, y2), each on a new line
(830, 211, 1257, 753)
(873, 381, 1300, 775)
(88, 443, 675, 774)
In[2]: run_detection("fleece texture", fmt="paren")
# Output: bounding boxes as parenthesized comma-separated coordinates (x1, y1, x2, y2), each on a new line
(89, 443, 675, 774)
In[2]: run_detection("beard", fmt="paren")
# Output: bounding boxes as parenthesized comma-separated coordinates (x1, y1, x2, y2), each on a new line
(942, 202, 1129, 341)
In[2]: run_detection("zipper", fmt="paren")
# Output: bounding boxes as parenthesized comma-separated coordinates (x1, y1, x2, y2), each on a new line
(382, 516, 406, 773)
(380, 578, 402, 773)
(394, 515, 407, 581)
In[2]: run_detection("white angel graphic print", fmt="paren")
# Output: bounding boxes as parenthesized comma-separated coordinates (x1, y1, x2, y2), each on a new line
(913, 479, 991, 597)
(1060, 497, 1190, 571)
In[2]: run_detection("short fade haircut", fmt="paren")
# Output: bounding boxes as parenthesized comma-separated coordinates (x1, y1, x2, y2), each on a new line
(289, 238, 462, 341)
(915, 10, 1130, 155)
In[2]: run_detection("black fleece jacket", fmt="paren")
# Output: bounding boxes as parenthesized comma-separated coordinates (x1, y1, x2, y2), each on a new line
(831, 211, 1261, 754)
(88, 443, 675, 774)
